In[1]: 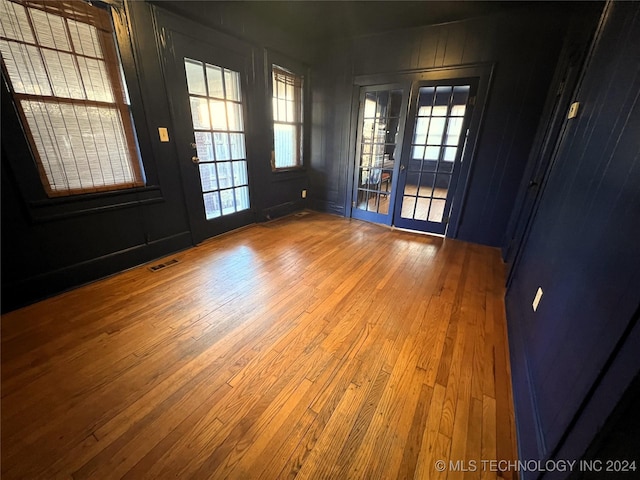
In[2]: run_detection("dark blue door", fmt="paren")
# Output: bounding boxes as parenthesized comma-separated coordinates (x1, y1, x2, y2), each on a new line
(393, 81, 477, 234)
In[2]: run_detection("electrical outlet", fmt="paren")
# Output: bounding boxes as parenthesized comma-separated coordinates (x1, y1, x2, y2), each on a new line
(302, 189, 307, 199)
(532, 287, 543, 312)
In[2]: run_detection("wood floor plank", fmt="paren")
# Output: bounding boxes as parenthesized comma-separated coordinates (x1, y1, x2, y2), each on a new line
(1, 212, 518, 479)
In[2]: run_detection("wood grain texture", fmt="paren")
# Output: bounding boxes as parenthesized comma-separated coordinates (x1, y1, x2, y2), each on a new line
(1, 212, 517, 479)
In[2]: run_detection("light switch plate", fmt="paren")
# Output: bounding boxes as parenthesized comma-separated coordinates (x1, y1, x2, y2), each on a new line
(158, 127, 169, 142)
(532, 287, 543, 312)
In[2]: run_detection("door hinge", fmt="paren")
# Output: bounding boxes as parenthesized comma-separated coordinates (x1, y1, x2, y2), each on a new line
(443, 215, 450, 224)
(468, 96, 476, 107)
(352, 201, 356, 208)
(557, 80, 565, 96)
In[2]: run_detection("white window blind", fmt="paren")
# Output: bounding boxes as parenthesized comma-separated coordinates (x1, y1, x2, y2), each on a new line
(271, 65, 303, 170)
(0, 0, 143, 196)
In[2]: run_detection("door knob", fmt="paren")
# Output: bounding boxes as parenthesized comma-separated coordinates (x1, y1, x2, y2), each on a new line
(191, 156, 200, 164)
(400, 164, 405, 171)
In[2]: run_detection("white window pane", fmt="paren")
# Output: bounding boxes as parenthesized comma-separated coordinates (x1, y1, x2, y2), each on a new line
(224, 69, 241, 101)
(234, 186, 249, 211)
(199, 163, 218, 192)
(429, 199, 446, 222)
(443, 147, 457, 162)
(209, 100, 227, 130)
(220, 188, 235, 215)
(226, 102, 243, 131)
(232, 160, 248, 186)
(445, 117, 464, 146)
(0, 40, 51, 95)
(229, 133, 245, 160)
(194, 131, 214, 162)
(42, 49, 85, 99)
(185, 59, 206, 96)
(413, 117, 429, 145)
(30, 8, 71, 51)
(274, 123, 297, 168)
(451, 105, 466, 116)
(412, 145, 425, 160)
(0, 0, 34, 43)
(77, 57, 113, 102)
(214, 132, 230, 161)
(189, 96, 210, 129)
(427, 118, 446, 145)
(217, 162, 233, 189)
(425, 146, 440, 160)
(68, 19, 102, 58)
(277, 99, 286, 122)
(206, 64, 223, 98)
(203, 191, 221, 219)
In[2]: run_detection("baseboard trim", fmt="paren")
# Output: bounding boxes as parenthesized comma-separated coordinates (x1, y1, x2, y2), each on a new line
(1, 231, 193, 313)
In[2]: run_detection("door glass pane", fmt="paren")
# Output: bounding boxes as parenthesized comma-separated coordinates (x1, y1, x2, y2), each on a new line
(185, 58, 250, 219)
(217, 162, 233, 189)
(199, 163, 218, 191)
(429, 199, 446, 222)
(189, 97, 210, 129)
(415, 197, 430, 221)
(209, 100, 227, 130)
(224, 69, 241, 101)
(194, 131, 214, 161)
(220, 188, 235, 215)
(185, 59, 206, 95)
(214, 132, 230, 160)
(229, 133, 246, 159)
(354, 87, 403, 217)
(203, 191, 221, 219)
(206, 65, 224, 98)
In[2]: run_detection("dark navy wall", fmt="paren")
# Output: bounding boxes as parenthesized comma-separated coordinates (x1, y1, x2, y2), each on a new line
(1, 1, 313, 312)
(505, 2, 640, 477)
(309, 4, 595, 247)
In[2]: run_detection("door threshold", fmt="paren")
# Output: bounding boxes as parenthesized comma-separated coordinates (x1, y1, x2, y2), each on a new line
(391, 226, 445, 238)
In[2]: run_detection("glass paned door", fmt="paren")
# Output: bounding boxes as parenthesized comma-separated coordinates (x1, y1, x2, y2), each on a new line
(393, 83, 474, 234)
(185, 58, 250, 220)
(351, 86, 406, 225)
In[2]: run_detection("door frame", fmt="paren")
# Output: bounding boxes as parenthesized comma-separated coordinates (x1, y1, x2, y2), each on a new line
(346, 64, 494, 238)
(153, 6, 258, 244)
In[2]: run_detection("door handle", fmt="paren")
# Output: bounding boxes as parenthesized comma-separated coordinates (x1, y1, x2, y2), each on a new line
(191, 156, 200, 164)
(190, 142, 197, 149)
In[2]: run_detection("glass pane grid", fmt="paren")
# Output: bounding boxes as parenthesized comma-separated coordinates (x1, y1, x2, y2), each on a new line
(355, 88, 402, 215)
(185, 57, 249, 220)
(401, 84, 470, 223)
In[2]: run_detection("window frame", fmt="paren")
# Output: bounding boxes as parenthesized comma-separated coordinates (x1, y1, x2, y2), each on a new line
(0, 0, 161, 221)
(266, 51, 309, 173)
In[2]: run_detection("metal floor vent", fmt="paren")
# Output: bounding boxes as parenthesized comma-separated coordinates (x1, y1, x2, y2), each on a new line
(148, 258, 180, 272)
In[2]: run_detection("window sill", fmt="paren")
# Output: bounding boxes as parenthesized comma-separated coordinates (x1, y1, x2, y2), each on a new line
(27, 185, 164, 223)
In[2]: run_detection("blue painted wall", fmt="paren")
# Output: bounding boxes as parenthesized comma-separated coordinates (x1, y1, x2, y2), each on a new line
(505, 2, 640, 477)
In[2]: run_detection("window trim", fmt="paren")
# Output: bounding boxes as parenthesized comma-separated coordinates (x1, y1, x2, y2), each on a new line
(0, 0, 162, 221)
(266, 50, 309, 174)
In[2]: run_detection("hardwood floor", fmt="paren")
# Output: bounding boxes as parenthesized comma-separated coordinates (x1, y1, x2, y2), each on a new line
(1, 212, 518, 479)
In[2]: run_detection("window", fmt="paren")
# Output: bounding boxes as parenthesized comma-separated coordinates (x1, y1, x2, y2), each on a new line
(0, 0, 144, 197)
(271, 65, 303, 170)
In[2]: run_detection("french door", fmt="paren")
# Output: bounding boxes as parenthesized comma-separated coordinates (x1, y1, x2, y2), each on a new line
(351, 85, 408, 225)
(351, 76, 479, 236)
(165, 31, 255, 243)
